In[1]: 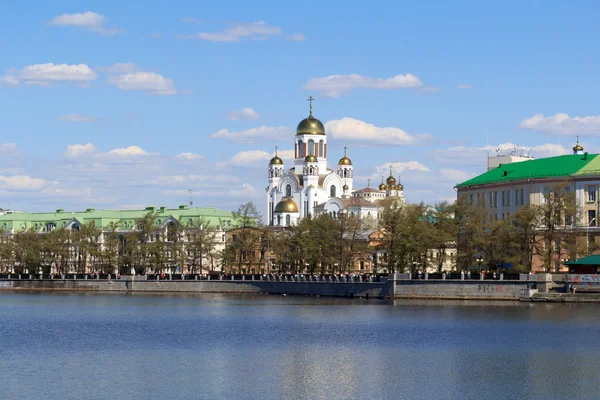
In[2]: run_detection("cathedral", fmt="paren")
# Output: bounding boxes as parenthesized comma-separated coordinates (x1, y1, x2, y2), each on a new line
(266, 98, 406, 227)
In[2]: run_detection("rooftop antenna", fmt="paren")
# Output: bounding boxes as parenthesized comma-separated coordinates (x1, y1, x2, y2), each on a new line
(188, 189, 193, 206)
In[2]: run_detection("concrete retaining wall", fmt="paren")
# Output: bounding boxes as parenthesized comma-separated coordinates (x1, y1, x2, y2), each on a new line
(0, 279, 391, 298)
(0, 276, 534, 300)
(393, 280, 533, 300)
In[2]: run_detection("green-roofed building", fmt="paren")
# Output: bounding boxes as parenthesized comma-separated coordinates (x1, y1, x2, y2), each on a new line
(0, 204, 235, 233)
(456, 139, 600, 272)
(0, 204, 237, 275)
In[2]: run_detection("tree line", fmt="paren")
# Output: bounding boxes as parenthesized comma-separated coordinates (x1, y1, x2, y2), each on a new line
(228, 182, 584, 274)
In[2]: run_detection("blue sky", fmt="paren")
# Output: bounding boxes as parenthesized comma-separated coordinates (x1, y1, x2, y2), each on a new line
(1, 1, 600, 212)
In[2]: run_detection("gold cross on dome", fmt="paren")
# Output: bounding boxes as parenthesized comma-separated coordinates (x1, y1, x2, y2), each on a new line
(307, 96, 314, 116)
(344, 146, 347, 156)
(367, 178, 371, 187)
(275, 145, 278, 156)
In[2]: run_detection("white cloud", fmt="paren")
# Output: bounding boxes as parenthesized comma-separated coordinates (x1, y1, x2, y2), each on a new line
(0, 144, 16, 153)
(0, 175, 50, 191)
(228, 183, 257, 197)
(0, 74, 19, 86)
(430, 142, 569, 168)
(325, 118, 419, 145)
(227, 107, 260, 121)
(181, 21, 282, 42)
(223, 150, 271, 166)
(65, 143, 97, 158)
(457, 84, 473, 89)
(520, 113, 600, 135)
(19, 63, 96, 85)
(107, 146, 150, 157)
(57, 114, 99, 122)
(148, 32, 164, 38)
(303, 73, 423, 97)
(440, 168, 473, 182)
(375, 161, 431, 175)
(50, 11, 121, 36)
(176, 152, 204, 161)
(96, 63, 141, 74)
(107, 72, 176, 95)
(287, 33, 305, 41)
(211, 125, 292, 143)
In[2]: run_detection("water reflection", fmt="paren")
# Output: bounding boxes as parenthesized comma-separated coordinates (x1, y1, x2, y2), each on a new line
(1, 293, 599, 400)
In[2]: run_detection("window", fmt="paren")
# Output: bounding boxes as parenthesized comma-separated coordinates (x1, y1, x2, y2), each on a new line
(507, 191, 511, 206)
(520, 189, 525, 205)
(286, 184, 292, 197)
(501, 191, 505, 207)
(277, 215, 282, 226)
(515, 189, 519, 206)
(360, 261, 365, 270)
(589, 210, 596, 226)
(286, 215, 291, 226)
(489, 192, 493, 207)
(319, 140, 324, 156)
(330, 185, 336, 198)
(588, 185, 596, 202)
(492, 192, 497, 208)
(308, 139, 315, 155)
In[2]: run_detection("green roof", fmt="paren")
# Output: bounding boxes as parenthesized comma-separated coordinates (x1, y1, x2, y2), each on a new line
(456, 154, 598, 188)
(0, 205, 237, 232)
(564, 255, 600, 266)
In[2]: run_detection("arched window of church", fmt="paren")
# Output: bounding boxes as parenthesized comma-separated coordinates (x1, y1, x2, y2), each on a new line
(286, 215, 291, 226)
(319, 140, 324, 156)
(308, 139, 315, 155)
(298, 140, 304, 157)
(278, 215, 282, 226)
(330, 185, 336, 198)
(286, 184, 292, 197)
(343, 169, 347, 178)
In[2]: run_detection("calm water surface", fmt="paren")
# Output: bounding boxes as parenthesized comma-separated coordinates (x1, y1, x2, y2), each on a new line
(1, 292, 599, 400)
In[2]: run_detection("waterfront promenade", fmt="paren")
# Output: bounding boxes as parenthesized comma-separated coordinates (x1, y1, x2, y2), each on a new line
(0, 272, 537, 300)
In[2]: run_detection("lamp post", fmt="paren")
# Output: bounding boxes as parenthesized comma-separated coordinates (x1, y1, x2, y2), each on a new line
(587, 217, 596, 255)
(477, 257, 483, 273)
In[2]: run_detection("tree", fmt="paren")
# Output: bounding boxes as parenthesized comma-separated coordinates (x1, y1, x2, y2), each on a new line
(378, 199, 407, 273)
(185, 217, 221, 274)
(72, 222, 100, 273)
(428, 201, 458, 272)
(0, 228, 15, 273)
(99, 222, 121, 274)
(510, 204, 543, 271)
(456, 194, 486, 270)
(536, 182, 580, 272)
(230, 202, 262, 273)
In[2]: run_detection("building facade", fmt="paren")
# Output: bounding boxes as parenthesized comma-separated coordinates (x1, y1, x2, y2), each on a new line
(456, 139, 600, 271)
(0, 205, 235, 275)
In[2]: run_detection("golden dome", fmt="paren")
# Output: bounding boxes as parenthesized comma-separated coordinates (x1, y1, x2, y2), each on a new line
(296, 116, 325, 135)
(379, 183, 387, 191)
(304, 154, 318, 162)
(343, 184, 349, 191)
(274, 197, 299, 213)
(397, 183, 404, 191)
(338, 156, 352, 165)
(269, 156, 283, 165)
(573, 139, 584, 152)
(386, 175, 396, 186)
